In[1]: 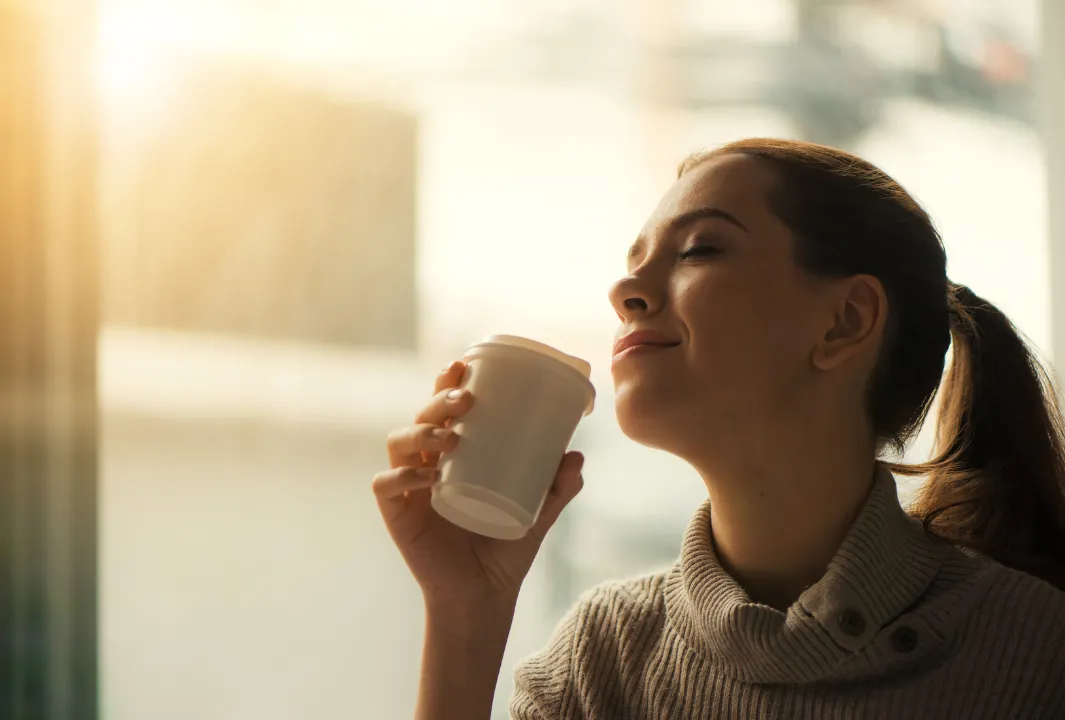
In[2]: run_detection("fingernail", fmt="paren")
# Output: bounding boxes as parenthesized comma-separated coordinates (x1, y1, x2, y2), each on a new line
(432, 428, 454, 441)
(447, 389, 466, 402)
(417, 467, 440, 480)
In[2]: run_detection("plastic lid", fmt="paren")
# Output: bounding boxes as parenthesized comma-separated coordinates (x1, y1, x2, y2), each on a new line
(471, 334, 592, 379)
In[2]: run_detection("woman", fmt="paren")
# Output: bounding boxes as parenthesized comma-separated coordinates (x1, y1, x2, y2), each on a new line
(373, 139, 1065, 719)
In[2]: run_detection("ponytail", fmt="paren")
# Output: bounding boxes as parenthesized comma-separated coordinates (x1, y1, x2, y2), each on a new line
(892, 283, 1065, 589)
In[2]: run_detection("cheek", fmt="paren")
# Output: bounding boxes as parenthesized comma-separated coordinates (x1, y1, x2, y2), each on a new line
(681, 277, 811, 388)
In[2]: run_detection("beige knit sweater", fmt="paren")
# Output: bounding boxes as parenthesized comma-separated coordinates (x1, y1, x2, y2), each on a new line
(511, 466, 1065, 719)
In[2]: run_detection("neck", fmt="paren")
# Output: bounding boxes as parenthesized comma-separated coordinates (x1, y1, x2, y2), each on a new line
(689, 412, 877, 612)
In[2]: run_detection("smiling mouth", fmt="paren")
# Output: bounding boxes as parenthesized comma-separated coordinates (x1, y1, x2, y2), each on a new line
(611, 342, 679, 363)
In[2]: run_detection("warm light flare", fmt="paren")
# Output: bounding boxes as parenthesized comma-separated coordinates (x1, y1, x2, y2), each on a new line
(94, 9, 180, 124)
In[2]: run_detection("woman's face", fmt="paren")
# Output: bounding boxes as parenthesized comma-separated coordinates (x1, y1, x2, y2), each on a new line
(609, 153, 835, 458)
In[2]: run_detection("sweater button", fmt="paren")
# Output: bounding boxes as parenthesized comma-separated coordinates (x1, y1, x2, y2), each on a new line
(890, 626, 919, 653)
(838, 608, 866, 637)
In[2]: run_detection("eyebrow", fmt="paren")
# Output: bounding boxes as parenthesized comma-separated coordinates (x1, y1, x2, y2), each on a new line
(627, 207, 748, 260)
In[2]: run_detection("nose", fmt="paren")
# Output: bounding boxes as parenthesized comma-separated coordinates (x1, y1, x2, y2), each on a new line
(608, 271, 663, 321)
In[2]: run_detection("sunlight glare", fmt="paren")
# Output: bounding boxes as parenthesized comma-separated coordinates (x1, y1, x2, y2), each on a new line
(94, 9, 181, 125)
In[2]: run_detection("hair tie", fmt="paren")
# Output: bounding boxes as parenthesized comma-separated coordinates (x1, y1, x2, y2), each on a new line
(946, 280, 966, 324)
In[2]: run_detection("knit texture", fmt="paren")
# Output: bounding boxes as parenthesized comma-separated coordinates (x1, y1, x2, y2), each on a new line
(511, 466, 1065, 719)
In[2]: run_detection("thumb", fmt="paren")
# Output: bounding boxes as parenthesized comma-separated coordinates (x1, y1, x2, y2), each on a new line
(528, 451, 585, 543)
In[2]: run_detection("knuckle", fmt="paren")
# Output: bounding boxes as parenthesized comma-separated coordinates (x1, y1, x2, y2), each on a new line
(415, 396, 447, 423)
(385, 427, 408, 446)
(396, 466, 423, 483)
(370, 470, 393, 493)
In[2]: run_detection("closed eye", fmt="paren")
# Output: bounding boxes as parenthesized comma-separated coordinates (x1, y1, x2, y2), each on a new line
(679, 245, 722, 261)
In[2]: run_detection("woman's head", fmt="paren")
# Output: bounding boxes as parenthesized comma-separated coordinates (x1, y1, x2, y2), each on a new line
(609, 140, 949, 458)
(610, 138, 1065, 588)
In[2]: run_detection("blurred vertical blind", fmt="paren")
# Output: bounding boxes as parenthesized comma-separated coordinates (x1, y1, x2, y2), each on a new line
(0, 2, 99, 719)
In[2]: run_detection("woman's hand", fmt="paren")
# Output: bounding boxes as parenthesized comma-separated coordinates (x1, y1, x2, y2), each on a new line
(373, 360, 585, 612)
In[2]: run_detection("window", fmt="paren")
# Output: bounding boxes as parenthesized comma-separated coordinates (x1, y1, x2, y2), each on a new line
(84, 1, 1061, 718)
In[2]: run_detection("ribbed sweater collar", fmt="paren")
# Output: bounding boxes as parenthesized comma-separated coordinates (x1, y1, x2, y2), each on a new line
(663, 464, 983, 684)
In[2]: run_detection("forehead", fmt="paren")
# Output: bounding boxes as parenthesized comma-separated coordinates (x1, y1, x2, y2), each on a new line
(641, 153, 778, 237)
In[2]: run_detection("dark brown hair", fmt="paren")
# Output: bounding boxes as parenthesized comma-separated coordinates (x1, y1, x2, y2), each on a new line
(681, 139, 1065, 589)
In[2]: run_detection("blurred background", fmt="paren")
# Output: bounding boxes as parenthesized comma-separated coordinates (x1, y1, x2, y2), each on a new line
(3, 0, 1065, 718)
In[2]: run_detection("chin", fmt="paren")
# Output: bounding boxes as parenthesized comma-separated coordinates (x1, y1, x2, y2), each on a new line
(614, 384, 686, 450)
(614, 380, 739, 462)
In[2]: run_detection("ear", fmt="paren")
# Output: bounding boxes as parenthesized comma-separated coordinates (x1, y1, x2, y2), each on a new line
(811, 275, 887, 372)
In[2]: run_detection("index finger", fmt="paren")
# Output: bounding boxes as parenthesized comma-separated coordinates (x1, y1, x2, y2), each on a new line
(433, 360, 467, 395)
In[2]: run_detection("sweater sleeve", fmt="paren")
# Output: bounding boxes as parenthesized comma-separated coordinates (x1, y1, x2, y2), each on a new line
(509, 575, 665, 720)
(508, 603, 581, 720)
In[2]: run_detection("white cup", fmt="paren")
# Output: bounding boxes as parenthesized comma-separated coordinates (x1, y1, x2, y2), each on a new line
(431, 335, 595, 540)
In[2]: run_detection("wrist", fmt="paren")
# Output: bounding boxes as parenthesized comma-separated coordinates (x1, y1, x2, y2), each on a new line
(417, 598, 514, 720)
(424, 593, 518, 635)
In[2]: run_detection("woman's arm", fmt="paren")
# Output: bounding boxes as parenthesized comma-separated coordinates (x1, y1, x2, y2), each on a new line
(416, 599, 517, 720)
(374, 363, 585, 719)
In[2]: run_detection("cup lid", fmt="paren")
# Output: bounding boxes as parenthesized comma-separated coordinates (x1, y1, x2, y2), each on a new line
(473, 334, 592, 379)
(465, 334, 595, 415)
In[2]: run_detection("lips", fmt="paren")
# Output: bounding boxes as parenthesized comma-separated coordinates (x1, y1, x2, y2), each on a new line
(612, 330, 682, 358)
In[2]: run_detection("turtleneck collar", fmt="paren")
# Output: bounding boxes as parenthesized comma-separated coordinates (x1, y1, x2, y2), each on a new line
(663, 463, 992, 685)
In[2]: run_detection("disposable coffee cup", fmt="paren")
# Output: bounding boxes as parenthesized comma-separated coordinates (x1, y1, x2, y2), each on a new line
(431, 335, 595, 540)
